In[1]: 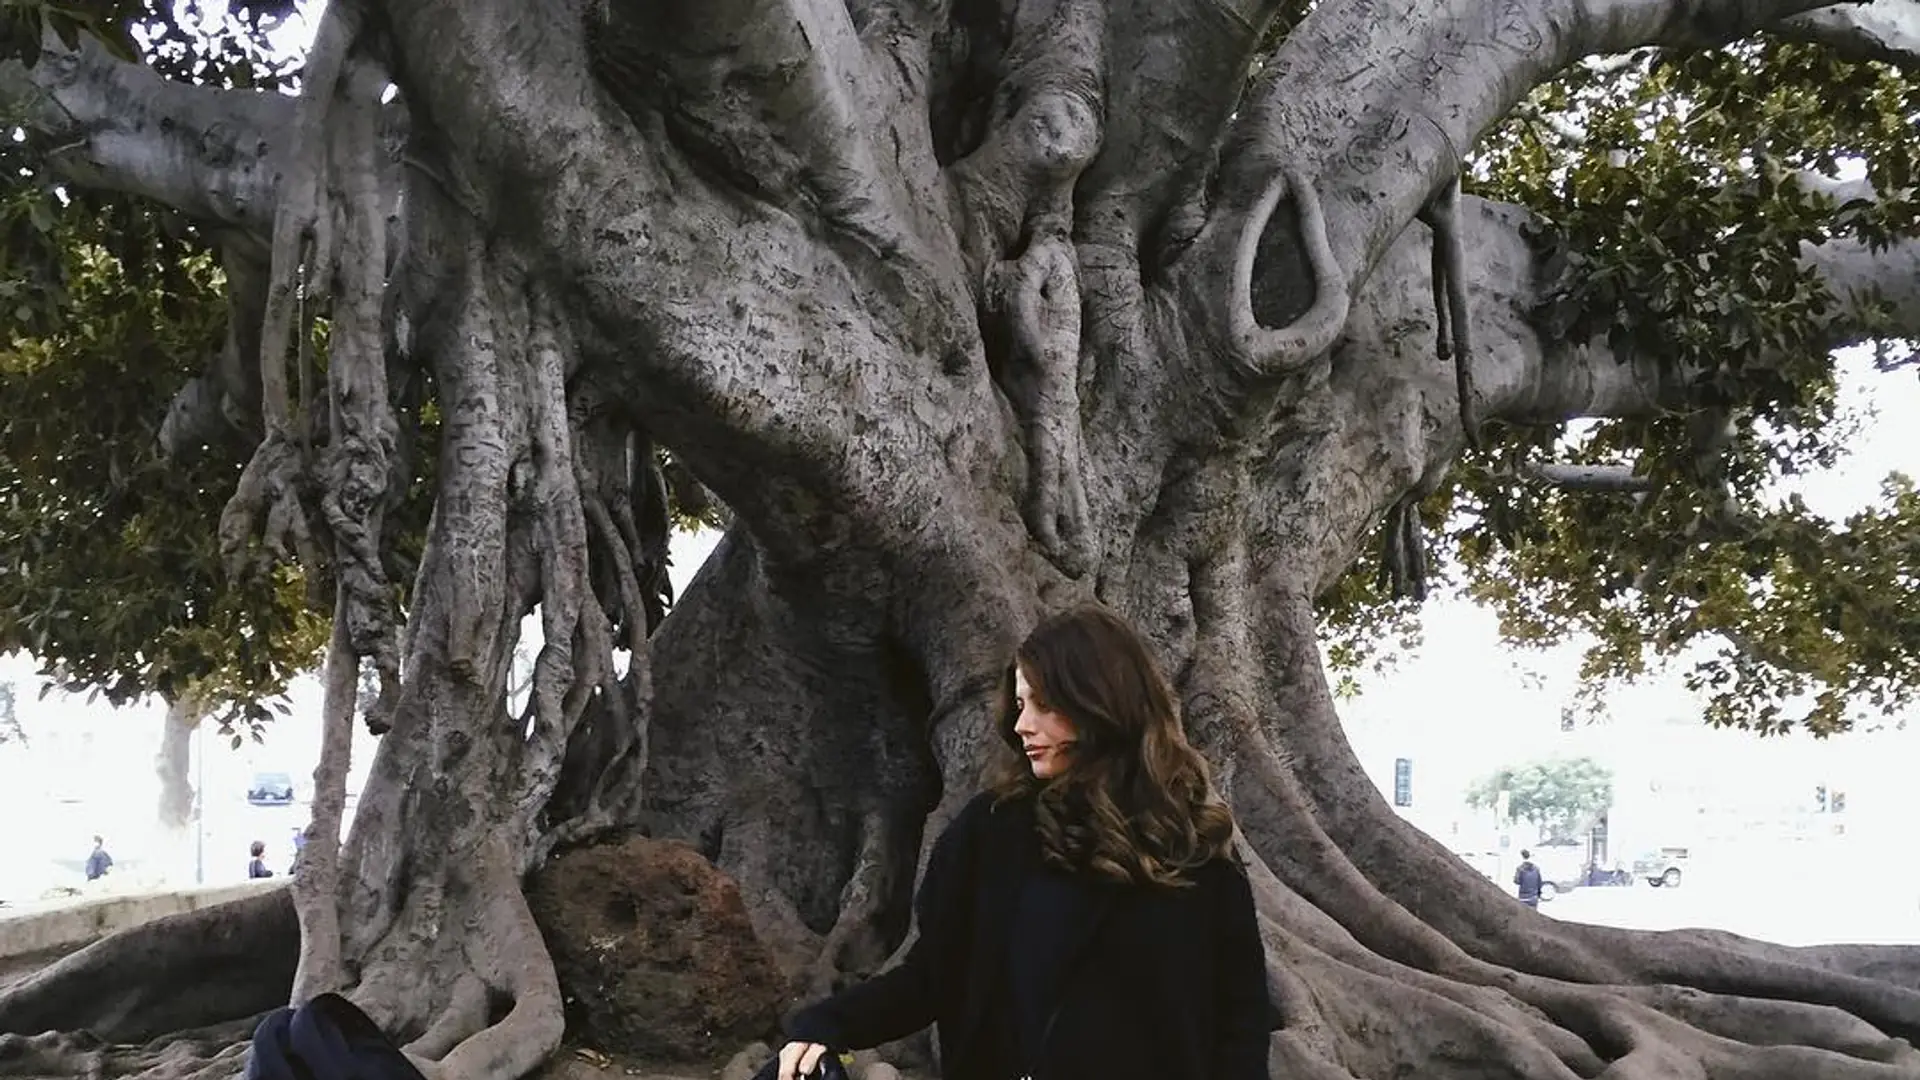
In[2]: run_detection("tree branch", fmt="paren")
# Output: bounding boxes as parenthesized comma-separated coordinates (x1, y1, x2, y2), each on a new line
(1074, 0, 1289, 250)
(1211, 0, 1841, 314)
(0, 41, 287, 232)
(588, 0, 916, 255)
(1516, 462, 1656, 492)
(379, 0, 1009, 563)
(1777, 0, 1920, 67)
(1329, 195, 1920, 435)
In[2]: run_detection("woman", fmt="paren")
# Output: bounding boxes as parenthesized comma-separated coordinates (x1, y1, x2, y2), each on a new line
(248, 840, 275, 879)
(777, 606, 1273, 1080)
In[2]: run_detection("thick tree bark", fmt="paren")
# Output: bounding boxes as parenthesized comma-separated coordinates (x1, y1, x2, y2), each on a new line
(4, 2, 1920, 1079)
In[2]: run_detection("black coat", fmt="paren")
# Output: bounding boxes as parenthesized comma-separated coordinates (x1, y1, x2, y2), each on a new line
(788, 792, 1274, 1080)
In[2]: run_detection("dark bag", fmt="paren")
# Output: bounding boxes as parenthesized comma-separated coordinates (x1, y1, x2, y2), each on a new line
(750, 1050, 853, 1080)
(246, 993, 427, 1080)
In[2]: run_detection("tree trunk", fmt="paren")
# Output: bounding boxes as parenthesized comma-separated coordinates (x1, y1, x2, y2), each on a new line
(155, 695, 199, 834)
(7, 1, 1920, 1079)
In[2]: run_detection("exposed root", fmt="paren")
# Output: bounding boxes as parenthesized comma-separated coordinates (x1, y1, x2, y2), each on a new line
(985, 235, 1094, 576)
(415, 841, 564, 1079)
(0, 888, 295, 1044)
(402, 973, 488, 1062)
(317, 50, 406, 735)
(1217, 581, 1920, 1079)
(1419, 177, 1480, 450)
(0, 1023, 254, 1080)
(512, 286, 613, 845)
(803, 808, 905, 1000)
(289, 613, 360, 1004)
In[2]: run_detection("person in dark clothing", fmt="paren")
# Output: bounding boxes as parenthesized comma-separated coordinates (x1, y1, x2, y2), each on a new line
(1513, 849, 1543, 908)
(778, 606, 1274, 1080)
(84, 836, 112, 881)
(249, 840, 275, 879)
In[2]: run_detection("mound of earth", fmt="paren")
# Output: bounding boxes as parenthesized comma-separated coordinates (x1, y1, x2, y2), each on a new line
(529, 836, 792, 1062)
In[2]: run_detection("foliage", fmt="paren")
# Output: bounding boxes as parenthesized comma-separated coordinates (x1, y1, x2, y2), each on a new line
(0, 0, 321, 732)
(1465, 756, 1615, 845)
(1319, 40, 1920, 736)
(0, 192, 330, 728)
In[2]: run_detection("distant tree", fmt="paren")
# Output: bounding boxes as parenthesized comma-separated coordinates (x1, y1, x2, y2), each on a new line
(1467, 757, 1616, 845)
(0, 680, 22, 746)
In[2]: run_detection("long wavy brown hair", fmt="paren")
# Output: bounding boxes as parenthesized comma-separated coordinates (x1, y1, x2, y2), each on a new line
(989, 606, 1237, 886)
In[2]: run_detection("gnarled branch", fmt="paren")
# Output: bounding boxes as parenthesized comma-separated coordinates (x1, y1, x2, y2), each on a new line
(588, 0, 914, 256)
(0, 42, 287, 232)
(1779, 0, 1920, 67)
(1215, 0, 1842, 312)
(948, 0, 1108, 270)
(1178, 167, 1350, 389)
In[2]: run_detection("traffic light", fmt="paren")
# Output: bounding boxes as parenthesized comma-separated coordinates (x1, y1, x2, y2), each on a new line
(1815, 785, 1828, 813)
(1831, 790, 1846, 814)
(1393, 758, 1413, 807)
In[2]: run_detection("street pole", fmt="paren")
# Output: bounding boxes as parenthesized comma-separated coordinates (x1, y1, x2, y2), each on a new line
(193, 722, 205, 885)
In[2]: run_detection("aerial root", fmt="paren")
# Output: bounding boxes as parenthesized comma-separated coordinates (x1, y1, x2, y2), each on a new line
(1418, 176, 1480, 449)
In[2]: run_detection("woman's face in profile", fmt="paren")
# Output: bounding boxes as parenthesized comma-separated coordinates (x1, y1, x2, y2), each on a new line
(1013, 666, 1078, 779)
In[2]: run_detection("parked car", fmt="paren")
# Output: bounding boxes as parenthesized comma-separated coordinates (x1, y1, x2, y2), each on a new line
(247, 771, 297, 807)
(1632, 846, 1689, 887)
(1532, 844, 1588, 900)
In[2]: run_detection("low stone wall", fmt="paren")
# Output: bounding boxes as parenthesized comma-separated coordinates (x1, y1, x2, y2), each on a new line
(0, 880, 286, 961)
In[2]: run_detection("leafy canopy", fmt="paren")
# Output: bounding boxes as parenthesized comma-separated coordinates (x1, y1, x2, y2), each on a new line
(1322, 36, 1920, 737)
(0, 0, 319, 731)
(0, 167, 330, 728)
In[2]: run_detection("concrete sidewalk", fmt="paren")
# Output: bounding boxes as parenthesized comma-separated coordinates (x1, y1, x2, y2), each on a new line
(0, 879, 286, 961)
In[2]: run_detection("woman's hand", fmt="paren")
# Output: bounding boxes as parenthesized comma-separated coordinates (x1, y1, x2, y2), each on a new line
(776, 1041, 829, 1080)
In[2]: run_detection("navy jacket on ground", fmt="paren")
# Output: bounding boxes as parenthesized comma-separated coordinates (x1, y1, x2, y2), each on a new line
(787, 792, 1275, 1080)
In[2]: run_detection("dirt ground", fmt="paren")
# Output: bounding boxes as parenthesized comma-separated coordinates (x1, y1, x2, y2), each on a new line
(536, 1042, 928, 1080)
(536, 1042, 771, 1080)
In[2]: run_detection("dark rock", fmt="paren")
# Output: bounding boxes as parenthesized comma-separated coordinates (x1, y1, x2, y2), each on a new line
(529, 836, 790, 1062)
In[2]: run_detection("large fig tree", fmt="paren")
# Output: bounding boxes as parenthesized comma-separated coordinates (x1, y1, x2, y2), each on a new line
(3, 1, 1920, 1079)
